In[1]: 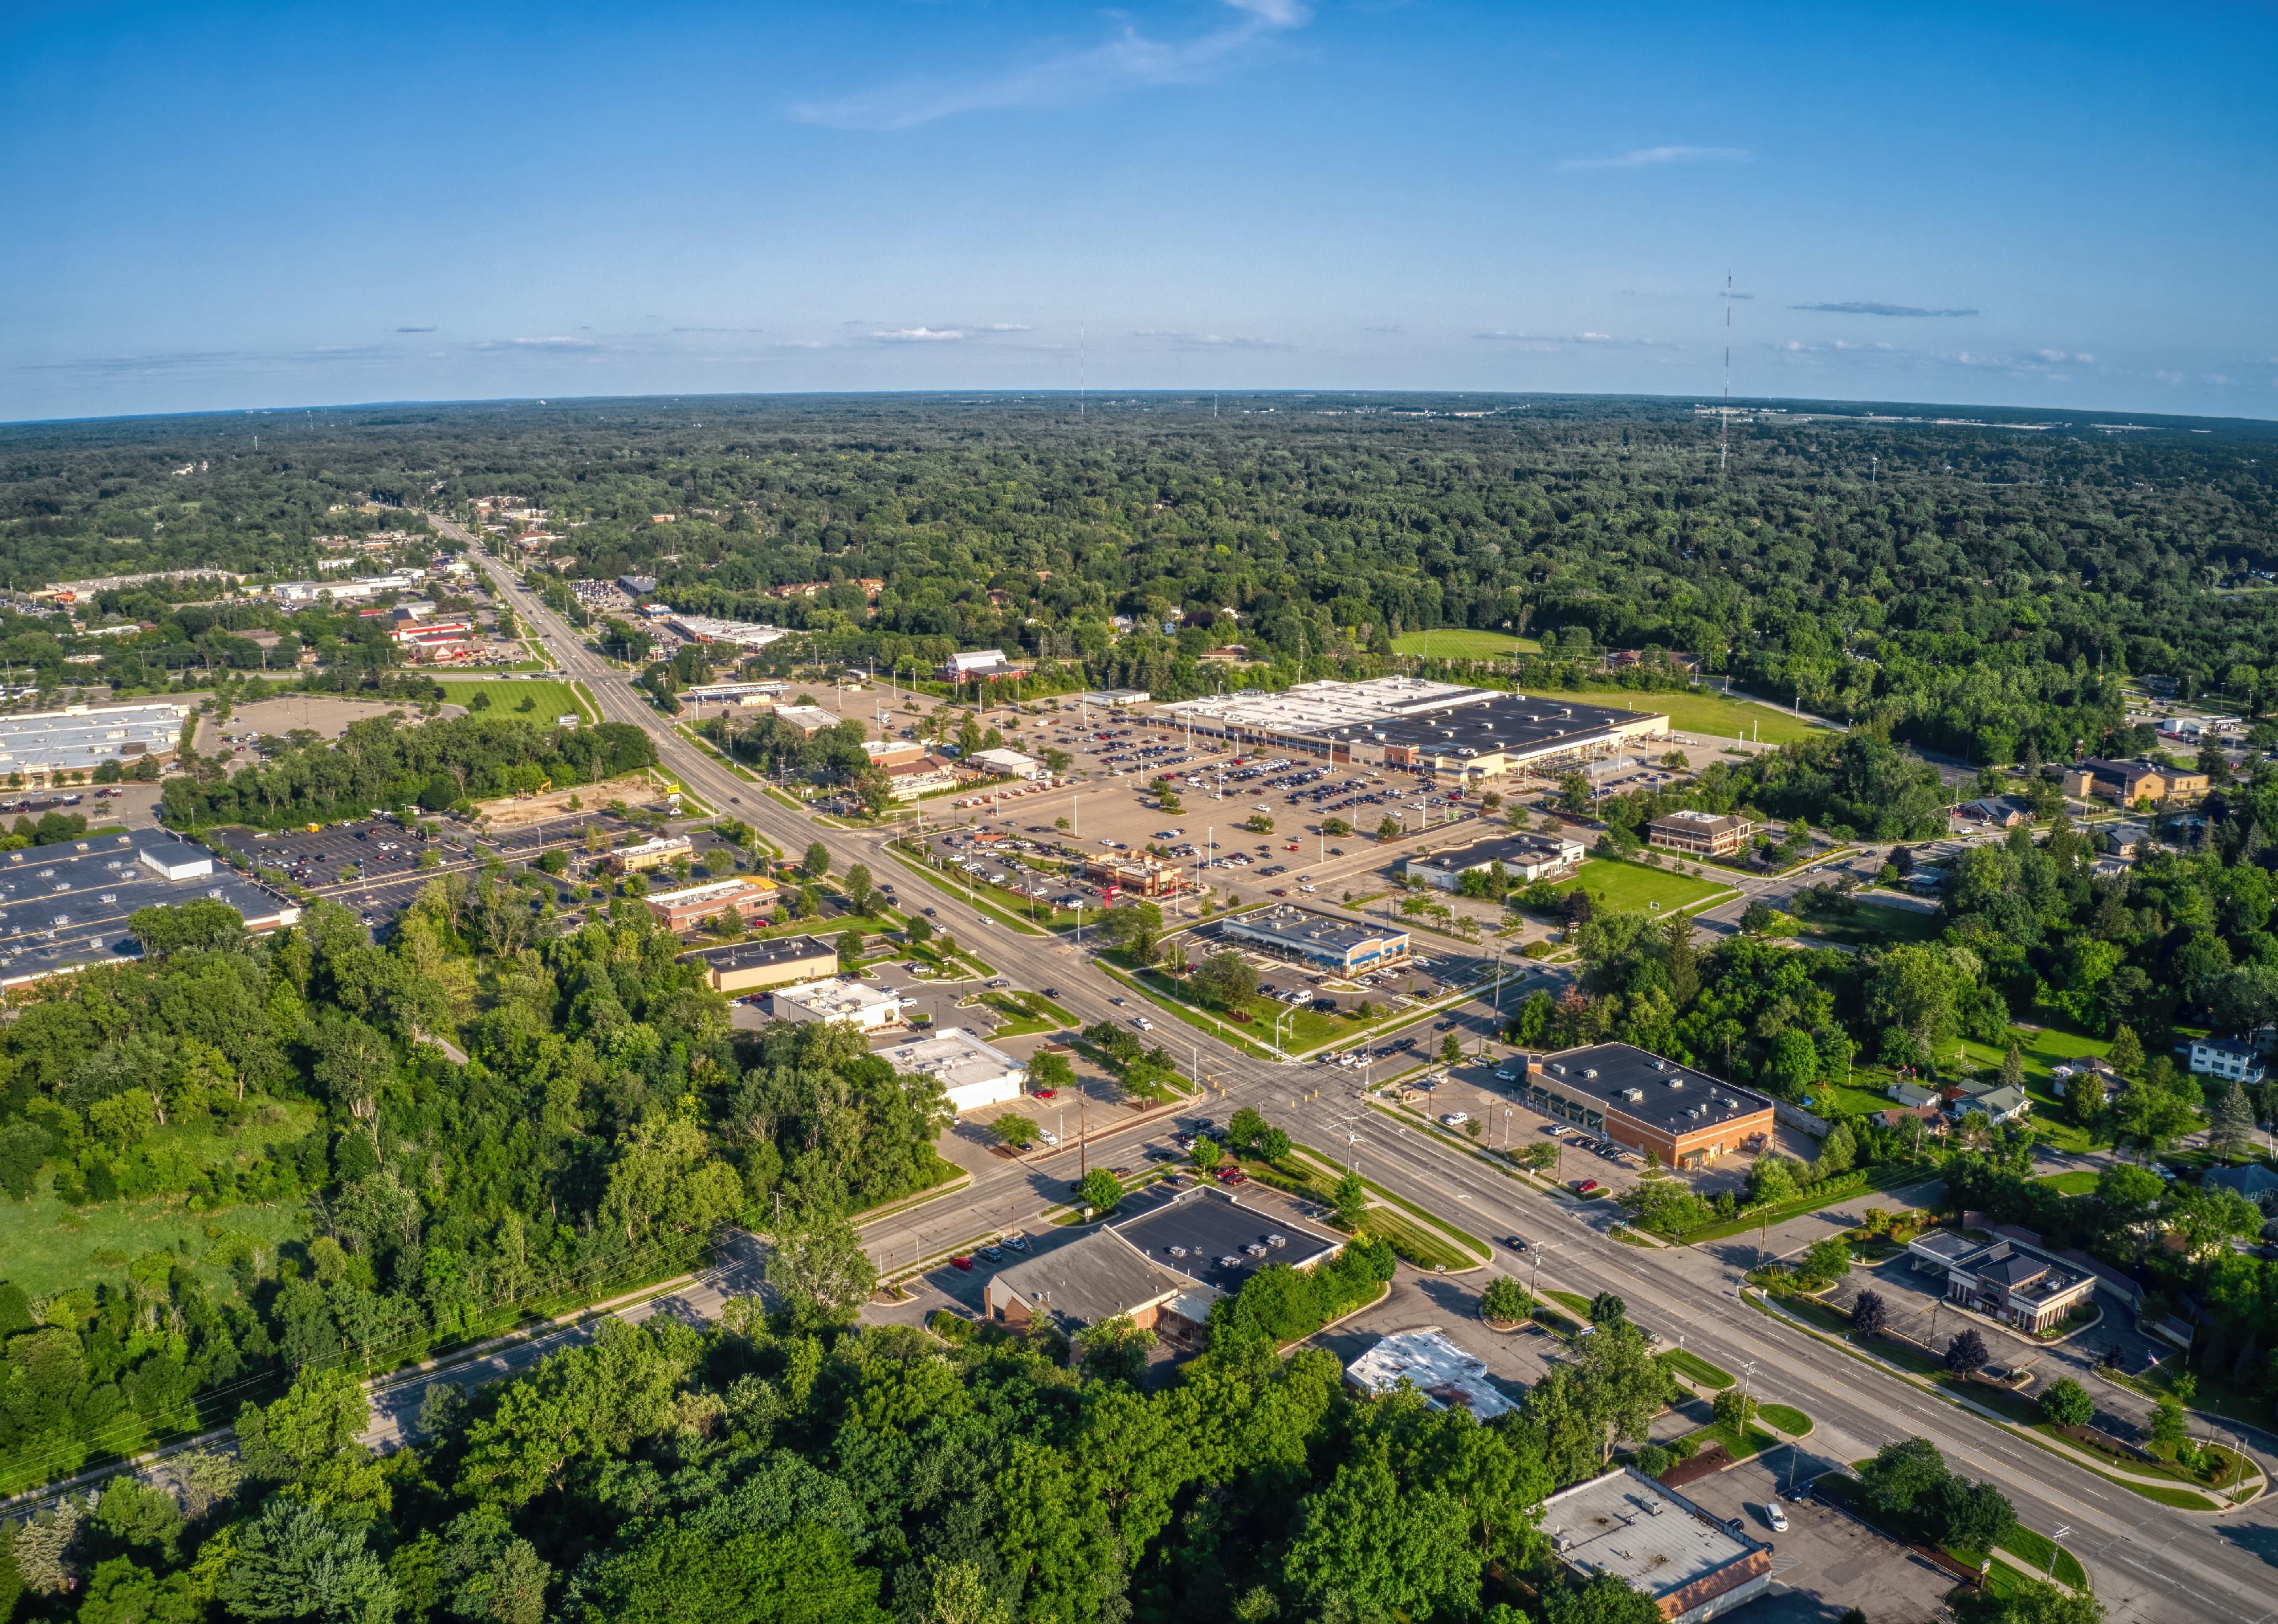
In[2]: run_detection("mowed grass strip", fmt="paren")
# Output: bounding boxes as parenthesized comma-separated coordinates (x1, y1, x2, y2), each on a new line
(434, 678, 591, 724)
(1391, 629, 1544, 658)
(1552, 856, 1738, 916)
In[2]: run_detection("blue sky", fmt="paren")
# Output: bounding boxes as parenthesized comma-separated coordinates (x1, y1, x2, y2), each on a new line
(5, 0, 2274, 421)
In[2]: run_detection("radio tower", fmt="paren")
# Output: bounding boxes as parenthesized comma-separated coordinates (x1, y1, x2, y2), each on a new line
(1079, 325, 1086, 420)
(1720, 269, 1732, 479)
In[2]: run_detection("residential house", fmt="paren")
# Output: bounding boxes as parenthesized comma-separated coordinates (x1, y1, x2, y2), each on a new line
(2190, 1038, 2268, 1086)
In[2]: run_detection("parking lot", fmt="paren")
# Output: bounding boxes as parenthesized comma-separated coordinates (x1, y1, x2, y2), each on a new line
(1676, 1459, 1965, 1624)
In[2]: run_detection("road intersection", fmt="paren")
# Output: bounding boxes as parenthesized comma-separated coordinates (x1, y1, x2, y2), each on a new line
(452, 525, 2278, 1623)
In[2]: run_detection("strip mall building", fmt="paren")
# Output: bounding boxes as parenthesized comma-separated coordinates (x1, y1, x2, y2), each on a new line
(1152, 677, 1668, 784)
(1516, 1043, 1774, 1169)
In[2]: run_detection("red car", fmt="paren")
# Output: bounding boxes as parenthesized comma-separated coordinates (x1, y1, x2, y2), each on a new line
(1215, 1167, 1249, 1185)
(1571, 1178, 1602, 1195)
(1032, 1088, 1056, 1099)
(951, 1255, 975, 1271)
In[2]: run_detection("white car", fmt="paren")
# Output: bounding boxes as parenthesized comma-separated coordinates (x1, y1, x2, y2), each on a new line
(1441, 1112, 1470, 1127)
(1037, 1128, 1059, 1146)
(1131, 1015, 1155, 1030)
(1766, 1503, 1788, 1533)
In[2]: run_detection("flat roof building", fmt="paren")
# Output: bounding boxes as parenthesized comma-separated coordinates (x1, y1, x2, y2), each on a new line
(684, 681, 786, 707)
(682, 934, 838, 994)
(881, 1025, 1026, 1112)
(1078, 689, 1150, 707)
(1404, 830, 1586, 890)
(1344, 1330, 1514, 1420)
(1155, 677, 1666, 780)
(1542, 1468, 1772, 1624)
(666, 614, 787, 651)
(1518, 1044, 1774, 1169)
(939, 649, 1029, 683)
(1220, 904, 1409, 974)
(643, 876, 777, 931)
(1110, 1185, 1342, 1291)
(0, 703, 188, 786)
(0, 830, 300, 988)
(771, 705, 841, 737)
(1647, 810, 1754, 859)
(969, 746, 1048, 780)
(606, 834, 692, 874)
(1084, 855, 1184, 899)
(768, 977, 904, 1033)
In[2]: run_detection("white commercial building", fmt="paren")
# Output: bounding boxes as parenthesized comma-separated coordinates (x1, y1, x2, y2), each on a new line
(768, 977, 904, 1033)
(0, 703, 187, 785)
(881, 1026, 1027, 1112)
(270, 573, 423, 605)
(1344, 1330, 1514, 1419)
(666, 615, 788, 651)
(969, 746, 1047, 780)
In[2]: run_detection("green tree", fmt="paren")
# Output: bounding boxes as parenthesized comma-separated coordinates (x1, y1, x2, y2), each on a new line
(1191, 949, 1260, 1009)
(1587, 1291, 1627, 1326)
(1071, 1315, 1156, 1385)
(1281, 1452, 1483, 1622)
(2106, 1025, 2143, 1077)
(768, 1217, 878, 1329)
(2040, 1377, 2094, 1429)
(843, 863, 875, 914)
(1440, 1033, 1464, 1064)
(989, 1113, 1040, 1151)
(219, 1499, 397, 1624)
(1801, 1237, 1852, 1284)
(1481, 1276, 1530, 1324)
(1332, 1170, 1369, 1231)
(2209, 1079, 2256, 1158)
(800, 841, 829, 880)
(1543, 1573, 1667, 1624)
(1860, 1436, 1950, 1515)
(1077, 1167, 1123, 1214)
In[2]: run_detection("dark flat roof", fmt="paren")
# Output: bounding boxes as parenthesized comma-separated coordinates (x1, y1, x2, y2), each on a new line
(1529, 1043, 1772, 1133)
(1222, 904, 1406, 954)
(683, 935, 837, 972)
(0, 829, 297, 985)
(1112, 1186, 1340, 1290)
(1372, 693, 1649, 757)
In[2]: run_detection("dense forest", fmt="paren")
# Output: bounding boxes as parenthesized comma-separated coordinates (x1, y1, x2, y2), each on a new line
(0, 876, 953, 1506)
(2, 395, 2275, 765)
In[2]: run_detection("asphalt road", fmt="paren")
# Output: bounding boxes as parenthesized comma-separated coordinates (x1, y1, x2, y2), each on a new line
(443, 523, 2278, 1623)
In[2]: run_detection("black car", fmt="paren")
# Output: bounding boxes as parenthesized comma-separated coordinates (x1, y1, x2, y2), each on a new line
(1041, 986, 1059, 998)
(1503, 1235, 1529, 1252)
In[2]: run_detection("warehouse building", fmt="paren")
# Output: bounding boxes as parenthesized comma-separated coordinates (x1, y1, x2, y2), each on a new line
(0, 703, 188, 786)
(666, 615, 788, 652)
(768, 977, 904, 1033)
(1515, 1044, 1772, 1169)
(0, 830, 300, 989)
(881, 1025, 1027, 1112)
(1220, 904, 1409, 974)
(1542, 1468, 1772, 1623)
(1154, 677, 1666, 781)
(968, 746, 1048, 780)
(1403, 830, 1586, 890)
(642, 876, 777, 931)
(682, 934, 838, 994)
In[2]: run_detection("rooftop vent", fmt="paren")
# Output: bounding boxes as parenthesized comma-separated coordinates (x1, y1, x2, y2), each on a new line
(1622, 1087, 1645, 1102)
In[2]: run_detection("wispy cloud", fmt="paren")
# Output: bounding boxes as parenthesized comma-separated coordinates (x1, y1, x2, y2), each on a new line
(1560, 145, 1750, 172)
(394, 325, 437, 334)
(1472, 330, 1672, 349)
(1130, 329, 1290, 350)
(983, 323, 1034, 333)
(1359, 324, 1404, 333)
(673, 326, 767, 334)
(871, 327, 966, 343)
(1790, 301, 1978, 318)
(23, 349, 254, 374)
(470, 336, 604, 352)
(789, 0, 1310, 130)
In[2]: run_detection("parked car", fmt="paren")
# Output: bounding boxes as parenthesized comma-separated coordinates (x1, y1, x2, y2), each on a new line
(951, 1255, 975, 1271)
(1766, 1503, 1788, 1533)
(1571, 1178, 1601, 1194)
(1003, 1234, 1029, 1251)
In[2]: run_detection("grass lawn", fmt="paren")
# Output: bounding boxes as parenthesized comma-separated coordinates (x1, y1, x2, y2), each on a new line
(2035, 1170, 2101, 1195)
(434, 678, 590, 724)
(979, 990, 1074, 1037)
(1392, 628, 1543, 658)
(1552, 857, 1739, 917)
(1811, 1080, 1901, 1120)
(2, 1101, 320, 1300)
(1550, 683, 1830, 745)
(1790, 899, 1944, 948)
(1693, 1418, 1784, 1462)
(1546, 1289, 1596, 1318)
(1367, 1209, 1479, 1272)
(1758, 1402, 1813, 1436)
(1657, 1348, 1736, 1389)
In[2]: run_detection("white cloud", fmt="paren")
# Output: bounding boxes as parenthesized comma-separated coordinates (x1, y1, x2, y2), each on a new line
(871, 327, 965, 342)
(790, 0, 1309, 131)
(1130, 329, 1289, 349)
(2155, 370, 2185, 385)
(983, 323, 1034, 333)
(1560, 145, 1750, 172)
(1473, 330, 1669, 349)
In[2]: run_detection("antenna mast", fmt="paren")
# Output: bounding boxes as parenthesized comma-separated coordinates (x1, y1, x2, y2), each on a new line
(1720, 269, 1731, 478)
(1079, 325, 1085, 420)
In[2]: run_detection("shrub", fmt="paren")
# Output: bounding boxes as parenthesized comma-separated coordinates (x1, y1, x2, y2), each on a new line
(1635, 1443, 1674, 1479)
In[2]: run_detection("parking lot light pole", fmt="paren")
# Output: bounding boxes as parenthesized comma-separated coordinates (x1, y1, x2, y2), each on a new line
(1530, 1239, 1561, 1296)
(2048, 1527, 2070, 1580)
